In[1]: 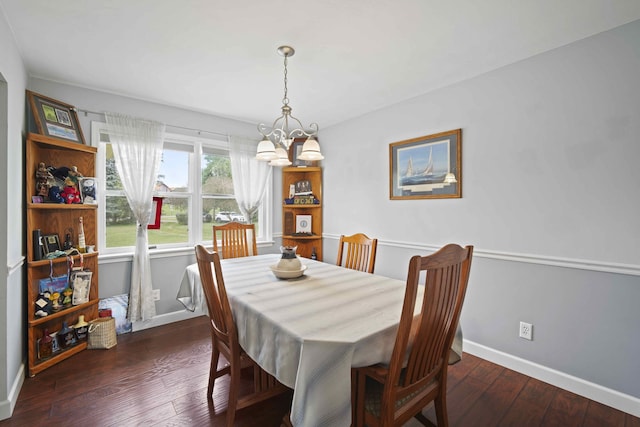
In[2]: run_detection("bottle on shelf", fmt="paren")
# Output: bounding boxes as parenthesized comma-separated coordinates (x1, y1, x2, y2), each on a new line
(39, 329, 53, 360)
(58, 321, 76, 349)
(74, 315, 89, 342)
(77, 216, 86, 253)
(311, 247, 318, 260)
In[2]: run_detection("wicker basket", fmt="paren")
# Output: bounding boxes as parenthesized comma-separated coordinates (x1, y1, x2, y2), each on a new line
(87, 317, 117, 349)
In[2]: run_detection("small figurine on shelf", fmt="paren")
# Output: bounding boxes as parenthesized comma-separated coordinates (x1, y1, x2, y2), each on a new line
(48, 186, 65, 203)
(35, 162, 54, 197)
(67, 165, 83, 189)
(50, 292, 62, 312)
(63, 229, 74, 251)
(61, 176, 82, 204)
(34, 291, 52, 317)
(62, 287, 73, 308)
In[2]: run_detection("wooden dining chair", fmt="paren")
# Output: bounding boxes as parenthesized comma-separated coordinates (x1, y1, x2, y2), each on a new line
(194, 245, 287, 427)
(352, 244, 474, 427)
(337, 233, 378, 273)
(213, 221, 258, 259)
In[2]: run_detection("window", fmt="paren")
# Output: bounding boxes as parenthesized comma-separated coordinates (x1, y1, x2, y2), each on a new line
(92, 123, 271, 253)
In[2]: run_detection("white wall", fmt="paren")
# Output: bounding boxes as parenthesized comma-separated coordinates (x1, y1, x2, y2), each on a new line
(0, 6, 28, 420)
(320, 20, 640, 415)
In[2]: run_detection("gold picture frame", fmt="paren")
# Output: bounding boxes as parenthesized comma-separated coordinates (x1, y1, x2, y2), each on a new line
(389, 129, 462, 200)
(27, 90, 86, 144)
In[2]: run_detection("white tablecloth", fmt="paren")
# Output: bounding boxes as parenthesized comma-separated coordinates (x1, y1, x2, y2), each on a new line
(177, 254, 461, 427)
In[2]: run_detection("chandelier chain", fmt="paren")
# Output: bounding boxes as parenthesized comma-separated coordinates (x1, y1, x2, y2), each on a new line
(282, 55, 289, 106)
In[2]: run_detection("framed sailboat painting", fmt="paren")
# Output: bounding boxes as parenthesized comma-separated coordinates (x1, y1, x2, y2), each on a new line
(389, 129, 462, 200)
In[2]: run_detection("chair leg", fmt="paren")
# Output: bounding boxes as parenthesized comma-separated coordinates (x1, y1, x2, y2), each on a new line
(226, 363, 241, 427)
(354, 370, 366, 427)
(208, 346, 220, 399)
(434, 392, 448, 427)
(415, 411, 437, 427)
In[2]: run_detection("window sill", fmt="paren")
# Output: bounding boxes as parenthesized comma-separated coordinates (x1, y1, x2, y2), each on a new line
(98, 240, 276, 264)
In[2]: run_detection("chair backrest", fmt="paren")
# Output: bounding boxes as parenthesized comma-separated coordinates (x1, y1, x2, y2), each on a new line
(213, 222, 258, 259)
(194, 244, 238, 354)
(336, 233, 378, 273)
(389, 244, 473, 394)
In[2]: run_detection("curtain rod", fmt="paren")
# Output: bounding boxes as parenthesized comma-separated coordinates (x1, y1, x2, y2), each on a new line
(75, 108, 230, 138)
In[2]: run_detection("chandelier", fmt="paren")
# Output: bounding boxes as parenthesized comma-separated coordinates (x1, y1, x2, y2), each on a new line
(256, 46, 323, 167)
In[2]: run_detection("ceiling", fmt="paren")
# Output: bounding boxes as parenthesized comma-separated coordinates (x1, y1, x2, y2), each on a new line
(2, 0, 640, 129)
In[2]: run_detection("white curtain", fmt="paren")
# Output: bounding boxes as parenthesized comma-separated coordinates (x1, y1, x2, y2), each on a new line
(105, 112, 165, 322)
(229, 136, 272, 223)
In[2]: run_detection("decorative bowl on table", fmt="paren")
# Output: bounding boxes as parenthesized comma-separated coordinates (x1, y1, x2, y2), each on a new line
(270, 264, 307, 279)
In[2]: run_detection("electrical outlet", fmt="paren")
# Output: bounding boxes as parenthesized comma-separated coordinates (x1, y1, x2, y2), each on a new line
(152, 289, 161, 301)
(519, 321, 533, 340)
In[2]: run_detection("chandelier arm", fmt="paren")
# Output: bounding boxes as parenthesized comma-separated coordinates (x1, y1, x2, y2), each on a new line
(257, 113, 286, 138)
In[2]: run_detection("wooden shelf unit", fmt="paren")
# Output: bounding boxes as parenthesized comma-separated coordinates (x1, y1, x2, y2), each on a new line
(26, 133, 99, 376)
(281, 166, 323, 260)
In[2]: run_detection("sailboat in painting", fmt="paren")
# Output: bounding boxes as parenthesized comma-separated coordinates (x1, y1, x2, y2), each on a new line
(401, 147, 444, 186)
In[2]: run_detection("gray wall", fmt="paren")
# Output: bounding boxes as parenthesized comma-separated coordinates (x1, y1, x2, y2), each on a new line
(0, 7, 28, 420)
(319, 19, 640, 411)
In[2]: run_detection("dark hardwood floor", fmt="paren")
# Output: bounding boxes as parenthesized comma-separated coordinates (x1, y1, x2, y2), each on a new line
(3, 316, 638, 426)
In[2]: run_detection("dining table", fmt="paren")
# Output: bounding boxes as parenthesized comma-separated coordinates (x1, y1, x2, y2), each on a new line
(177, 253, 462, 427)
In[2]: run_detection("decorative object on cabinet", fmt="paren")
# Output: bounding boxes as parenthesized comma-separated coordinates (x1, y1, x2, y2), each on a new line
(26, 132, 99, 376)
(389, 128, 462, 200)
(284, 211, 294, 235)
(281, 166, 322, 260)
(79, 177, 97, 203)
(255, 46, 323, 166)
(42, 234, 61, 255)
(295, 215, 312, 234)
(26, 90, 86, 144)
(74, 315, 89, 341)
(289, 139, 318, 167)
(70, 271, 92, 306)
(32, 229, 44, 260)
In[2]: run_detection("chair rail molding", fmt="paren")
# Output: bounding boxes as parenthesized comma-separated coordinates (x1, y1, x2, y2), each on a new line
(323, 234, 640, 276)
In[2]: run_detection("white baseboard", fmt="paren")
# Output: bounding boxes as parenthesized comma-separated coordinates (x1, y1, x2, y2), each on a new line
(0, 363, 24, 421)
(131, 307, 205, 332)
(463, 340, 640, 418)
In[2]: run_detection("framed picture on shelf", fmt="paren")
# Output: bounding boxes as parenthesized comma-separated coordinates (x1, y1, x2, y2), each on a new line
(389, 129, 462, 200)
(26, 90, 86, 144)
(42, 234, 61, 255)
(289, 139, 318, 167)
(295, 214, 312, 234)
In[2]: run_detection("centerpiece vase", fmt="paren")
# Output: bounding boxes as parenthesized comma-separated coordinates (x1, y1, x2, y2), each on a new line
(277, 246, 302, 271)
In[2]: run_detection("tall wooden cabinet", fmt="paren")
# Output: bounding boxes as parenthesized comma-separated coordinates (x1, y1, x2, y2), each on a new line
(281, 166, 323, 260)
(26, 133, 99, 376)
